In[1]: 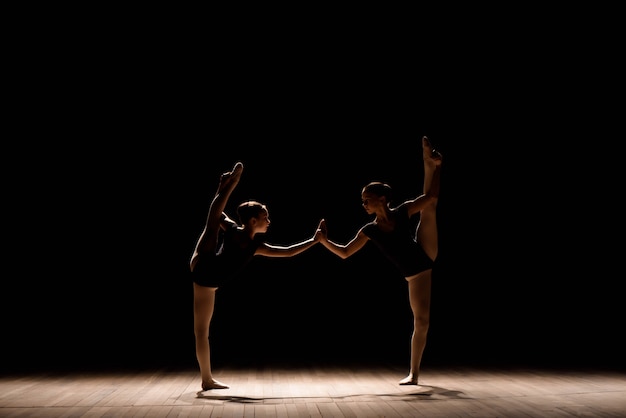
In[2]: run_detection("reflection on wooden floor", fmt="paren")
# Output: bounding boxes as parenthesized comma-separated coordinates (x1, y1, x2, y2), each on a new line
(1, 364, 625, 417)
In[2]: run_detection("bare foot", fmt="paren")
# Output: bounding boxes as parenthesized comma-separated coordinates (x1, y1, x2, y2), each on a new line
(399, 374, 418, 385)
(217, 162, 243, 193)
(202, 379, 230, 390)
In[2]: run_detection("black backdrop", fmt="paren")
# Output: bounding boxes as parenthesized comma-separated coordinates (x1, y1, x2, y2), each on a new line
(3, 29, 623, 375)
(5, 122, 622, 374)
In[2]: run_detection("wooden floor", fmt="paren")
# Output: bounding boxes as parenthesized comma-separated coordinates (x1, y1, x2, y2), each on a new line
(1, 364, 625, 417)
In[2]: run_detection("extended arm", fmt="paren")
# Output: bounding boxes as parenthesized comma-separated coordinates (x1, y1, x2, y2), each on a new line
(319, 220, 369, 259)
(255, 219, 323, 257)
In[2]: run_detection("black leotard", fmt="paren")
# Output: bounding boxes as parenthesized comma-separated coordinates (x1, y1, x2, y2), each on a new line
(191, 223, 264, 288)
(361, 204, 434, 277)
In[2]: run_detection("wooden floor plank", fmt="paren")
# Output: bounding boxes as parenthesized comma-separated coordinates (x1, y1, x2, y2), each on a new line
(0, 366, 624, 417)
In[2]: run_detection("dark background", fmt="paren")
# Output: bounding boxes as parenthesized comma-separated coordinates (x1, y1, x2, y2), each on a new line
(3, 18, 623, 375)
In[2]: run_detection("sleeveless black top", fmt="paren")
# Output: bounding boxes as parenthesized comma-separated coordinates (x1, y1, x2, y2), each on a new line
(361, 204, 434, 277)
(191, 223, 264, 287)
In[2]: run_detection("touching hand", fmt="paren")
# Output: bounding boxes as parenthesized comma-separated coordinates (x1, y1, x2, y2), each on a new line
(316, 219, 327, 242)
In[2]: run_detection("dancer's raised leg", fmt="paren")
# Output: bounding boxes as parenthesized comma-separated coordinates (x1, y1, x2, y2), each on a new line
(417, 137, 441, 260)
(192, 162, 243, 264)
